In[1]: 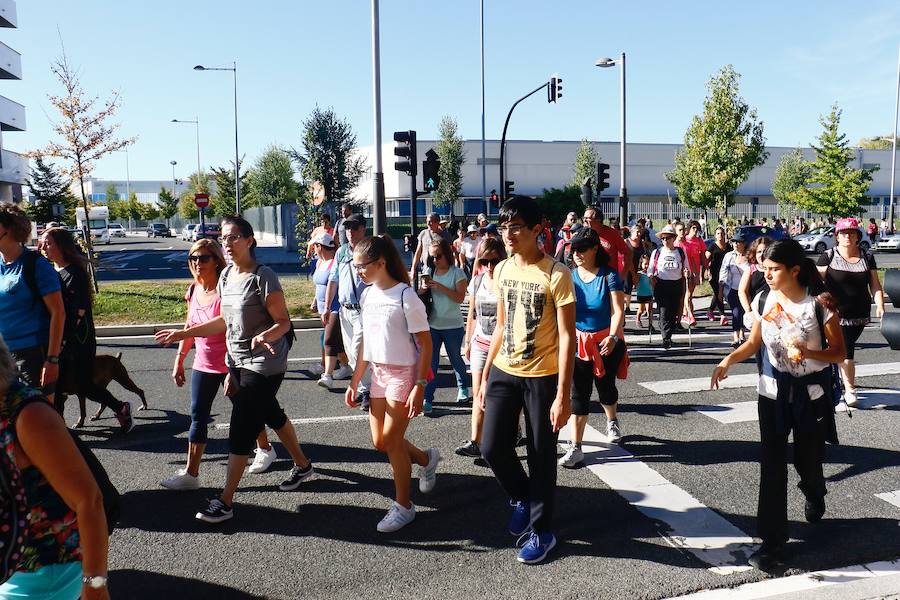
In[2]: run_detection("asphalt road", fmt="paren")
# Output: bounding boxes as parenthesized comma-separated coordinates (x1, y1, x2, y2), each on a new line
(75, 314, 900, 599)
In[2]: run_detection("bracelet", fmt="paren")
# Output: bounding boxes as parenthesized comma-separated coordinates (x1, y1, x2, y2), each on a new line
(45, 355, 59, 365)
(414, 379, 428, 387)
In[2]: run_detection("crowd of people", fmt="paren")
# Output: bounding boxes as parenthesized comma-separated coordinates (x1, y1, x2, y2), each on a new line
(0, 194, 888, 596)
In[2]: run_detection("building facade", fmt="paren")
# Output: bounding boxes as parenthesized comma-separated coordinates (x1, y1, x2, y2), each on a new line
(75, 177, 193, 206)
(0, 0, 26, 203)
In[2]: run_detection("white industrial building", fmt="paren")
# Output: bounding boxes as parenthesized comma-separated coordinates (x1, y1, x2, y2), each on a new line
(0, 0, 27, 203)
(74, 177, 193, 206)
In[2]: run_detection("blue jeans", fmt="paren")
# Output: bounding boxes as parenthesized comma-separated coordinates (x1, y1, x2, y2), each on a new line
(424, 327, 469, 401)
(0, 562, 82, 599)
(190, 370, 227, 443)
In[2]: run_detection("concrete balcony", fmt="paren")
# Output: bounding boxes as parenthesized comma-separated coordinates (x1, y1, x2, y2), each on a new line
(0, 95, 24, 131)
(0, 41, 21, 80)
(0, 0, 17, 28)
(0, 149, 26, 184)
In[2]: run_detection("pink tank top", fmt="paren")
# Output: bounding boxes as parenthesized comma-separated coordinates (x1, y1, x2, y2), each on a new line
(185, 284, 228, 374)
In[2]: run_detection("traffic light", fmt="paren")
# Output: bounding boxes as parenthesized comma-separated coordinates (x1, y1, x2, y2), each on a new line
(504, 180, 515, 199)
(393, 130, 417, 175)
(882, 270, 900, 350)
(403, 233, 417, 253)
(581, 176, 593, 207)
(422, 149, 440, 193)
(596, 162, 610, 194)
(490, 189, 499, 206)
(548, 73, 563, 103)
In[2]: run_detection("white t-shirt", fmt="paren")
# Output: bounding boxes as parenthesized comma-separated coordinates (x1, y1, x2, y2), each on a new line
(461, 236, 480, 260)
(467, 272, 498, 348)
(360, 283, 430, 366)
(753, 292, 835, 400)
(648, 246, 685, 281)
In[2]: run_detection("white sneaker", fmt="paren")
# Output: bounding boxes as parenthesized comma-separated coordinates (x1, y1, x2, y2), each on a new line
(558, 444, 584, 468)
(248, 447, 277, 474)
(844, 388, 859, 407)
(317, 374, 334, 389)
(332, 365, 353, 380)
(607, 419, 622, 443)
(418, 448, 441, 493)
(160, 470, 199, 490)
(377, 501, 416, 533)
(309, 364, 325, 376)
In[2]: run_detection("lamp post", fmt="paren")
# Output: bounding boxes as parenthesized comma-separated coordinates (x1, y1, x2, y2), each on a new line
(172, 117, 203, 227)
(170, 160, 178, 206)
(370, 0, 386, 234)
(480, 0, 487, 214)
(596, 53, 628, 228)
(194, 63, 240, 214)
(889, 43, 900, 233)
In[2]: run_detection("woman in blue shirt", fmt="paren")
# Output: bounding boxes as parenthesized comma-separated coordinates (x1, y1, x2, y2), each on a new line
(559, 228, 628, 468)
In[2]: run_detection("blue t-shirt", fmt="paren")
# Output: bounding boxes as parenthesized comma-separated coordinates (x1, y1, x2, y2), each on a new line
(635, 272, 653, 298)
(573, 267, 622, 332)
(0, 250, 61, 351)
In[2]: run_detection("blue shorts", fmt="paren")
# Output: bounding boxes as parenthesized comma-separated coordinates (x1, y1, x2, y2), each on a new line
(0, 562, 82, 600)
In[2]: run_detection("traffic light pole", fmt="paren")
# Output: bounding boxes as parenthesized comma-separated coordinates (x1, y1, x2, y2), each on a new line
(618, 52, 628, 228)
(499, 81, 550, 202)
(409, 171, 417, 239)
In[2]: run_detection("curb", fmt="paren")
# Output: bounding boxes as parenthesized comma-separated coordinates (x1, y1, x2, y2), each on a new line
(96, 317, 322, 338)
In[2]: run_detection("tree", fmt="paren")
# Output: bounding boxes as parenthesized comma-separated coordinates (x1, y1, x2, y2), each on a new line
(179, 194, 199, 220)
(246, 146, 300, 208)
(771, 148, 813, 214)
(571, 138, 599, 188)
(157, 187, 179, 224)
(294, 186, 320, 265)
(290, 106, 366, 206)
(125, 192, 142, 224)
(29, 50, 135, 269)
(666, 65, 767, 214)
(858, 135, 899, 150)
(538, 186, 584, 226)
(139, 202, 159, 222)
(795, 104, 875, 217)
(24, 157, 76, 225)
(104, 183, 119, 203)
(210, 158, 246, 217)
(434, 116, 465, 210)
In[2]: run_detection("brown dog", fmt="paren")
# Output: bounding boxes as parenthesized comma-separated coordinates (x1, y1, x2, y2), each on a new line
(68, 352, 148, 427)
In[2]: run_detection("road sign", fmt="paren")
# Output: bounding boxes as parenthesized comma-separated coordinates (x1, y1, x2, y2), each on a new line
(194, 193, 209, 208)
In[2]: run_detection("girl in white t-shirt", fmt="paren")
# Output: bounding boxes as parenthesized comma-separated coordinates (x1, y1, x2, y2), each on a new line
(345, 235, 440, 533)
(711, 239, 845, 573)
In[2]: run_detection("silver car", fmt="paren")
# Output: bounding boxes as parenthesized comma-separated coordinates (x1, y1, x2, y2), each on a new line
(796, 226, 870, 253)
(181, 224, 196, 241)
(876, 233, 900, 252)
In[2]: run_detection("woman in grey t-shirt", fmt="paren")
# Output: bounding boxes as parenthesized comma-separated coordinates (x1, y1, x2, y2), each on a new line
(156, 215, 315, 524)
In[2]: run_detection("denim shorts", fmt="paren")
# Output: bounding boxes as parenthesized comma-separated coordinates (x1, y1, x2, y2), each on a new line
(0, 562, 83, 600)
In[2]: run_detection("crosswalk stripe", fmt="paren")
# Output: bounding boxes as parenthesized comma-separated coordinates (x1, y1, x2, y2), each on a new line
(693, 388, 900, 424)
(875, 490, 900, 510)
(560, 424, 754, 575)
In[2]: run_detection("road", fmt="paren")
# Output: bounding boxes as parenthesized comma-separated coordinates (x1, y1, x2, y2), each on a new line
(77, 315, 900, 599)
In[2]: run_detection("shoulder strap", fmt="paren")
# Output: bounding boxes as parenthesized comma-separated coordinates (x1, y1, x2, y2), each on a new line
(21, 249, 41, 306)
(187, 282, 197, 301)
(825, 248, 835, 263)
(676, 246, 686, 264)
(473, 272, 486, 296)
(650, 249, 660, 275)
(221, 264, 234, 287)
(814, 299, 827, 349)
(755, 288, 770, 316)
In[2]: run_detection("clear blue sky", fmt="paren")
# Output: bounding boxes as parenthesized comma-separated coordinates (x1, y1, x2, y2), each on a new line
(4, 0, 900, 181)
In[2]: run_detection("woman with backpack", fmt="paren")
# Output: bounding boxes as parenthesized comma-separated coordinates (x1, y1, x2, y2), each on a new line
(155, 215, 314, 524)
(719, 231, 750, 348)
(39, 228, 135, 432)
(646, 225, 687, 350)
(344, 235, 439, 533)
(711, 239, 845, 572)
(558, 228, 628, 468)
(0, 334, 111, 599)
(816, 218, 885, 406)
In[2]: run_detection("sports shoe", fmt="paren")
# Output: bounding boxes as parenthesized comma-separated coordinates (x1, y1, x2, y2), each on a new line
(358, 390, 371, 412)
(309, 363, 325, 376)
(279, 462, 315, 491)
(423, 399, 433, 415)
(316, 374, 334, 389)
(844, 388, 859, 407)
(720, 316, 729, 326)
(456, 387, 471, 404)
(332, 364, 353, 380)
(377, 501, 416, 533)
(748, 543, 785, 572)
(418, 448, 441, 493)
(508, 500, 531, 536)
(455, 440, 481, 458)
(115, 402, 134, 433)
(663, 339, 672, 350)
(247, 447, 277, 474)
(558, 444, 583, 468)
(160, 469, 199, 491)
(804, 497, 826, 523)
(606, 419, 622, 444)
(516, 530, 557, 564)
(196, 497, 233, 524)
(706, 310, 715, 321)
(635, 314, 645, 328)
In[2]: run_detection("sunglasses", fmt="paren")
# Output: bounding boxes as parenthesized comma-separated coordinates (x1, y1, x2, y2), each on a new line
(430, 253, 444, 260)
(478, 257, 501, 267)
(189, 254, 214, 264)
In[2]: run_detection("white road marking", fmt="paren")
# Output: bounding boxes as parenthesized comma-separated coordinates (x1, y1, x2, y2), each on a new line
(214, 414, 370, 429)
(560, 424, 754, 575)
(640, 362, 900, 395)
(149, 267, 171, 271)
(664, 558, 900, 599)
(875, 489, 900, 510)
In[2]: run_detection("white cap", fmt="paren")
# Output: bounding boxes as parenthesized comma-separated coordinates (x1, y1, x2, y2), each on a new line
(313, 232, 336, 247)
(467, 224, 479, 233)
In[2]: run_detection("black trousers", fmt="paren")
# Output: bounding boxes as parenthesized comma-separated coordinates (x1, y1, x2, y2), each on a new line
(481, 366, 559, 535)
(570, 340, 626, 415)
(228, 368, 287, 455)
(709, 279, 727, 314)
(653, 278, 683, 343)
(757, 395, 827, 546)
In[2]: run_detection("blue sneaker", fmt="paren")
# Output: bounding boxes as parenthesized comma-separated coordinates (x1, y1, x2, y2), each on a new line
(423, 399, 433, 415)
(516, 530, 557, 564)
(508, 500, 531, 536)
(456, 387, 471, 403)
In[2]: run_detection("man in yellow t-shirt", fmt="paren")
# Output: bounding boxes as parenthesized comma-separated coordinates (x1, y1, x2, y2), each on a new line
(476, 196, 576, 565)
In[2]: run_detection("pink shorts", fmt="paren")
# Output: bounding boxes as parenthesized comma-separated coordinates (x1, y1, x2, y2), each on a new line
(370, 363, 418, 402)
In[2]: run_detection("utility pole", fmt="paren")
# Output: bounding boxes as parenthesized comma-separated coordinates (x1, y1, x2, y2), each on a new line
(371, 0, 386, 234)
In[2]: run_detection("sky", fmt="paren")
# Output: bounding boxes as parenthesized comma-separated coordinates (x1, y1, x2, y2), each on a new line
(4, 0, 900, 182)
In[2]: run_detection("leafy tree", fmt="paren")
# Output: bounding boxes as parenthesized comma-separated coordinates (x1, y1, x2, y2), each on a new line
(858, 135, 899, 150)
(104, 183, 119, 203)
(125, 192, 142, 224)
(666, 65, 767, 214)
(538, 186, 583, 226)
(434, 116, 465, 209)
(795, 104, 875, 217)
(290, 106, 366, 206)
(25, 157, 77, 225)
(139, 202, 159, 222)
(210, 158, 246, 217)
(571, 138, 599, 188)
(179, 194, 199, 220)
(246, 146, 300, 208)
(771, 148, 813, 214)
(294, 186, 321, 264)
(106, 197, 124, 222)
(157, 187, 179, 224)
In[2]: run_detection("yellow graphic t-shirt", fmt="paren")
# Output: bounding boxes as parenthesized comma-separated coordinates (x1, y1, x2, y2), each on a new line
(492, 255, 575, 377)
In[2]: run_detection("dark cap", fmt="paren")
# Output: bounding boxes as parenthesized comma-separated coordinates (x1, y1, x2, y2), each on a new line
(730, 230, 747, 243)
(482, 223, 499, 235)
(342, 213, 366, 229)
(569, 227, 600, 251)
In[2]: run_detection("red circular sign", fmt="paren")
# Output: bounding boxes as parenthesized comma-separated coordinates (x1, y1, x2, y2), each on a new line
(194, 193, 209, 208)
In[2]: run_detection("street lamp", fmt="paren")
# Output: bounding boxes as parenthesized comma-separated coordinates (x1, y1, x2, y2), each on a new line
(194, 62, 240, 214)
(889, 43, 900, 233)
(596, 53, 628, 228)
(115, 148, 131, 231)
(170, 160, 178, 203)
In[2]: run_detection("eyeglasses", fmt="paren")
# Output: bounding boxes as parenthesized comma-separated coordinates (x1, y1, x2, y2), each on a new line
(430, 253, 444, 260)
(478, 257, 501, 267)
(189, 254, 214, 264)
(219, 234, 244, 244)
(497, 224, 526, 236)
(352, 259, 377, 271)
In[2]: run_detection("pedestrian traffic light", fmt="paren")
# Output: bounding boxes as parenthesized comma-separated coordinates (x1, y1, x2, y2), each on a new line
(548, 73, 563, 103)
(504, 181, 515, 199)
(490, 189, 499, 206)
(422, 149, 440, 193)
(596, 162, 610, 194)
(881, 270, 900, 350)
(581, 176, 593, 207)
(393, 130, 417, 175)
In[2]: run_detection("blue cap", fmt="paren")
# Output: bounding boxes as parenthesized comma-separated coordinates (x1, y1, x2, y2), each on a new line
(482, 223, 498, 235)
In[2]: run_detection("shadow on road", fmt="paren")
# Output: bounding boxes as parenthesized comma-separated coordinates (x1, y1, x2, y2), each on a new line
(109, 569, 265, 599)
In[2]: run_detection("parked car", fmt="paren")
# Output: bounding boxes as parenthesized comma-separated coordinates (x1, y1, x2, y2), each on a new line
(66, 226, 85, 240)
(192, 223, 221, 241)
(107, 223, 126, 238)
(146, 223, 172, 238)
(876, 232, 900, 252)
(181, 223, 196, 241)
(796, 225, 870, 253)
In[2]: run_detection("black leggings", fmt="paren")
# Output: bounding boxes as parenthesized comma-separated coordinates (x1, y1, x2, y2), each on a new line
(840, 323, 866, 360)
(727, 289, 744, 333)
(709, 279, 727, 314)
(228, 368, 287, 455)
(570, 340, 626, 415)
(654, 278, 683, 342)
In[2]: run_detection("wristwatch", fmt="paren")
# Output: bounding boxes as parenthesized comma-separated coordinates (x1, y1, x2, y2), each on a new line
(82, 575, 108, 589)
(45, 355, 59, 364)
(608, 335, 620, 344)
(414, 379, 428, 387)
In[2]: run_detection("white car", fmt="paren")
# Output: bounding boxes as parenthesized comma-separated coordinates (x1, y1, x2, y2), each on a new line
(795, 226, 870, 253)
(181, 224, 196, 241)
(107, 223, 126, 238)
(876, 233, 900, 252)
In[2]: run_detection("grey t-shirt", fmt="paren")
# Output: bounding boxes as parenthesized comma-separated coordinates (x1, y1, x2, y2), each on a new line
(218, 264, 288, 375)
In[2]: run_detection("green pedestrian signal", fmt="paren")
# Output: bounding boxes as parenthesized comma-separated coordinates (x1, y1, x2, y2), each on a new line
(422, 149, 440, 193)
